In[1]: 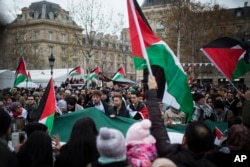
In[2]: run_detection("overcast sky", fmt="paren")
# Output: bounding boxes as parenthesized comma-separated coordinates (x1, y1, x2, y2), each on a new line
(0, 0, 249, 25)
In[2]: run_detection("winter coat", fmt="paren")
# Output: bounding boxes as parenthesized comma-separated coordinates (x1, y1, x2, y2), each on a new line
(146, 89, 216, 167)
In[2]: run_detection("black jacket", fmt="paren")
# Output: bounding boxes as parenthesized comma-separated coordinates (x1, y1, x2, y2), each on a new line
(146, 89, 216, 167)
(106, 104, 130, 118)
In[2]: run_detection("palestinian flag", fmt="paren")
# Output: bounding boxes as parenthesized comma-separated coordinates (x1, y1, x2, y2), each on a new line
(13, 57, 28, 87)
(112, 67, 126, 81)
(214, 126, 223, 146)
(185, 66, 193, 86)
(69, 66, 83, 76)
(36, 78, 56, 134)
(88, 67, 100, 80)
(201, 37, 250, 80)
(99, 72, 112, 82)
(127, 0, 193, 120)
(27, 71, 32, 82)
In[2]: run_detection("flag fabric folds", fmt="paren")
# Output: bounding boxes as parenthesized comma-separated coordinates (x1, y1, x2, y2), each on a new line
(68, 66, 83, 76)
(127, 0, 194, 121)
(214, 126, 223, 146)
(36, 78, 56, 134)
(185, 65, 193, 86)
(27, 71, 32, 82)
(201, 37, 250, 80)
(88, 67, 100, 80)
(111, 67, 126, 81)
(99, 72, 112, 82)
(13, 57, 28, 87)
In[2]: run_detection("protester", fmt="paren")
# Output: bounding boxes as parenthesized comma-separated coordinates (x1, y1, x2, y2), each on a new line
(24, 95, 38, 122)
(213, 99, 234, 122)
(242, 90, 250, 129)
(126, 119, 157, 167)
(127, 91, 149, 120)
(0, 108, 19, 167)
(106, 94, 130, 118)
(96, 127, 128, 167)
(146, 75, 216, 167)
(85, 90, 109, 113)
(54, 117, 99, 167)
(206, 124, 250, 167)
(65, 96, 83, 113)
(17, 131, 53, 167)
(23, 122, 48, 137)
(192, 93, 215, 121)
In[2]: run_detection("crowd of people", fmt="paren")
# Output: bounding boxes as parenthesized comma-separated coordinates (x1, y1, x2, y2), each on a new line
(0, 76, 250, 167)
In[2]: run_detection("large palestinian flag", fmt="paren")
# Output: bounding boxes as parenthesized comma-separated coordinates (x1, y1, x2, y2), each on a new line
(127, 0, 193, 120)
(36, 78, 56, 134)
(13, 57, 28, 87)
(201, 37, 250, 80)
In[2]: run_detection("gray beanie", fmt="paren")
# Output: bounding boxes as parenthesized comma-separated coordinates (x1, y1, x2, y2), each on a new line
(97, 127, 126, 160)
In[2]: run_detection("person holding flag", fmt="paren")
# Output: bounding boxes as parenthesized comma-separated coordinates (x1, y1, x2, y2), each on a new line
(127, 0, 193, 121)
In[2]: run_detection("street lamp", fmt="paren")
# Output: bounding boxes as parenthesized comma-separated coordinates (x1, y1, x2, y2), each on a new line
(48, 53, 55, 77)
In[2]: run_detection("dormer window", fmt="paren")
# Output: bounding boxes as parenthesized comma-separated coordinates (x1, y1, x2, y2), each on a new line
(236, 11, 242, 17)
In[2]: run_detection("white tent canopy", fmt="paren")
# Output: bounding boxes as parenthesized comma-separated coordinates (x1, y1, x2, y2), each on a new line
(29, 68, 77, 87)
(0, 70, 15, 89)
(1, 68, 85, 89)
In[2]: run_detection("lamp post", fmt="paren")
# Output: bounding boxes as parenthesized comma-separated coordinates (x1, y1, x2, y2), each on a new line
(48, 54, 55, 77)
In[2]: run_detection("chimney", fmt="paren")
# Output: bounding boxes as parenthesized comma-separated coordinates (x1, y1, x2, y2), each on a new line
(244, 1, 248, 7)
(42, 4, 46, 19)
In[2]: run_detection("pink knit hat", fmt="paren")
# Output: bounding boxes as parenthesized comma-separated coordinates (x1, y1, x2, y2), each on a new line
(126, 119, 156, 145)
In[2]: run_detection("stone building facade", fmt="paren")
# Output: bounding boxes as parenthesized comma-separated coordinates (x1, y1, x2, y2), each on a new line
(1, 1, 136, 80)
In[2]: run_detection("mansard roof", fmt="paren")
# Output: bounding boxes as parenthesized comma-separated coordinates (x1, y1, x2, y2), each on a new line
(14, 0, 77, 25)
(141, 0, 179, 7)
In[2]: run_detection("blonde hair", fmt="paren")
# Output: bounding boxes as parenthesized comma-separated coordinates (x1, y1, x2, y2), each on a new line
(152, 158, 177, 167)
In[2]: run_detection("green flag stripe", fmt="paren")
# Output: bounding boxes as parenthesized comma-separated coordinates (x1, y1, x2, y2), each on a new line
(134, 42, 193, 120)
(232, 57, 250, 80)
(112, 73, 123, 81)
(14, 74, 27, 87)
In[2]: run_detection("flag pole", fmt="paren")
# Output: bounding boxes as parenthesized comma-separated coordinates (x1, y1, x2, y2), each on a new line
(228, 80, 241, 94)
(129, 0, 153, 76)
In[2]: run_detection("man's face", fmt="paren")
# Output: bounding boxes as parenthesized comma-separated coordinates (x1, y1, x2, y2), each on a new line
(92, 95, 101, 105)
(126, 92, 131, 99)
(113, 97, 122, 108)
(67, 104, 75, 111)
(131, 94, 139, 105)
(27, 96, 35, 105)
(197, 97, 205, 105)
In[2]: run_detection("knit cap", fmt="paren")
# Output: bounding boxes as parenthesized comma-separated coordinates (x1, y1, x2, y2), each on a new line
(126, 119, 156, 145)
(97, 127, 126, 164)
(10, 102, 21, 111)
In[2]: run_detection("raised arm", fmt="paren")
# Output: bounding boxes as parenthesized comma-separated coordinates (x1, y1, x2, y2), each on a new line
(146, 75, 171, 156)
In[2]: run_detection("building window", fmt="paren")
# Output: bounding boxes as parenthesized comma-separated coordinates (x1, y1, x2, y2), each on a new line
(49, 32, 53, 40)
(236, 25, 242, 31)
(219, 27, 225, 35)
(34, 47, 38, 56)
(236, 11, 242, 17)
(62, 34, 65, 42)
(156, 22, 165, 32)
(62, 48, 66, 57)
(49, 46, 53, 55)
(23, 48, 27, 56)
(24, 34, 27, 41)
(35, 32, 39, 40)
(62, 62, 66, 68)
